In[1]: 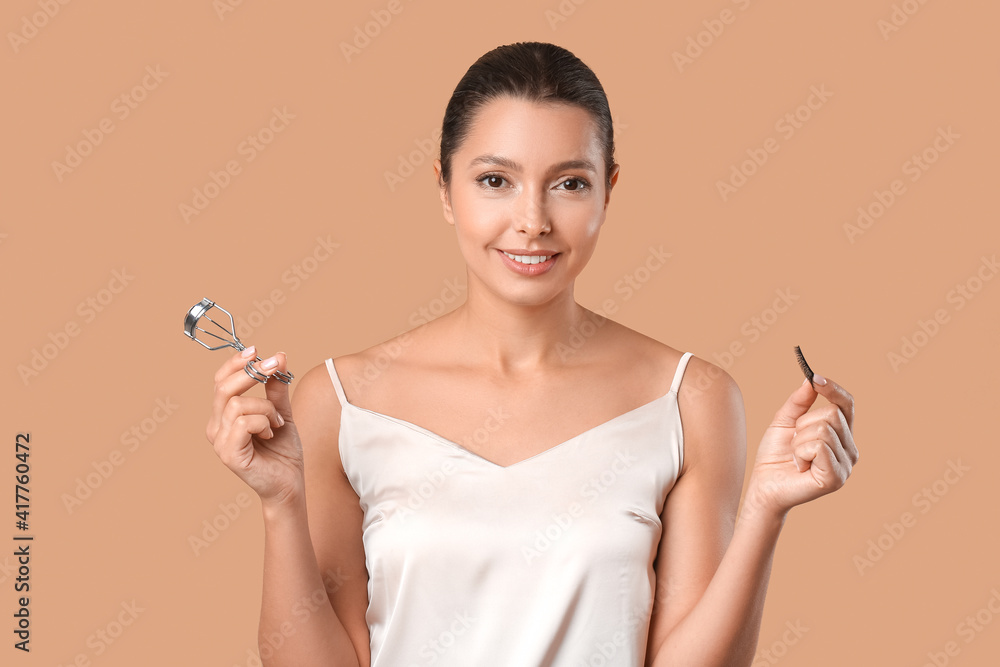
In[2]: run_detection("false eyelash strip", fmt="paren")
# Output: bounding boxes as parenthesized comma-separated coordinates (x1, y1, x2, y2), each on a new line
(794, 345, 815, 389)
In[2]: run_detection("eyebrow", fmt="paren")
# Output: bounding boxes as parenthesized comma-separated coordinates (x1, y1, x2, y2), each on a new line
(468, 153, 597, 174)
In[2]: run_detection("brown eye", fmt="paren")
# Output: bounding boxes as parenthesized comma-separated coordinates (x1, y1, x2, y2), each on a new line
(559, 178, 588, 191)
(477, 174, 507, 188)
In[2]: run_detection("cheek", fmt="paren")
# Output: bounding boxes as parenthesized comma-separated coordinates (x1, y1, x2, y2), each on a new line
(562, 200, 604, 238)
(451, 186, 490, 221)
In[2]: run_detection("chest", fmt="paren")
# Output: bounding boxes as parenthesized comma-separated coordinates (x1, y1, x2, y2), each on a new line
(347, 377, 672, 469)
(341, 396, 684, 572)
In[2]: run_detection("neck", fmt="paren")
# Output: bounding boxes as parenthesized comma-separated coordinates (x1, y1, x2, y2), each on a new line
(447, 268, 590, 375)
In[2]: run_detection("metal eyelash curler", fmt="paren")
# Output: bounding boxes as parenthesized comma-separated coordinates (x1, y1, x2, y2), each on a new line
(182, 297, 293, 384)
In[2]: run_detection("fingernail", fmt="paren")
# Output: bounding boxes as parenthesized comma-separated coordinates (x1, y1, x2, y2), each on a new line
(276, 413, 284, 426)
(260, 356, 277, 370)
(813, 373, 827, 386)
(241, 345, 256, 359)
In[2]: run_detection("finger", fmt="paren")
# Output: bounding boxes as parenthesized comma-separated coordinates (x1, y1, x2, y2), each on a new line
(208, 349, 274, 439)
(213, 345, 259, 385)
(771, 377, 820, 429)
(793, 440, 838, 487)
(809, 373, 855, 432)
(214, 413, 273, 468)
(795, 404, 858, 466)
(260, 351, 293, 425)
(795, 421, 849, 471)
(222, 395, 284, 434)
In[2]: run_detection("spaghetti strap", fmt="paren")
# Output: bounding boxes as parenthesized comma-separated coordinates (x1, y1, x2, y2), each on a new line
(324, 357, 348, 407)
(669, 351, 694, 394)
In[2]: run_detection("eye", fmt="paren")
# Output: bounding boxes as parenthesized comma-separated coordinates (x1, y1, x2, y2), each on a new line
(476, 173, 509, 189)
(557, 177, 590, 192)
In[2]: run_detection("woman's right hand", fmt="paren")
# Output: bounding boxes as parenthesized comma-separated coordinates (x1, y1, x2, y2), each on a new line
(205, 346, 304, 508)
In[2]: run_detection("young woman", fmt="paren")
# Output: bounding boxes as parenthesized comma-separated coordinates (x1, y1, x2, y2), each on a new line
(205, 41, 858, 667)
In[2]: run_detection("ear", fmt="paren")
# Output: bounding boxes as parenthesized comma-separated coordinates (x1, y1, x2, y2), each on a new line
(604, 163, 620, 210)
(433, 159, 455, 225)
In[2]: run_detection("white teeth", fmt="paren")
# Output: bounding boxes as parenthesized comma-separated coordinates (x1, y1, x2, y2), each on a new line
(502, 250, 551, 264)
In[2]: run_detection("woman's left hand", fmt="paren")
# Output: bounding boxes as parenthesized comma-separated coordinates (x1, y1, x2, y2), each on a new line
(743, 372, 859, 522)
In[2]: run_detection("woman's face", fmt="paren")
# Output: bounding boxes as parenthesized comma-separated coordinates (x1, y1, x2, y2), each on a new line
(434, 96, 619, 306)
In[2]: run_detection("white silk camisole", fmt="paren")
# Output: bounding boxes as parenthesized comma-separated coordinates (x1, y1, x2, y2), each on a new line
(324, 351, 693, 666)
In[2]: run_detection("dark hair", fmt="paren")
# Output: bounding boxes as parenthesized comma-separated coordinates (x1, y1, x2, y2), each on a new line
(438, 41, 616, 190)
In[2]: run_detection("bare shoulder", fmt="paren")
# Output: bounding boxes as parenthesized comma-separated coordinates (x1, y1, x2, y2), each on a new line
(330, 317, 446, 404)
(592, 316, 691, 389)
(289, 358, 345, 477)
(674, 352, 745, 476)
(600, 318, 745, 473)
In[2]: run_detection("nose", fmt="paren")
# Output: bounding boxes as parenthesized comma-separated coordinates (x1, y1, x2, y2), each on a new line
(513, 189, 551, 237)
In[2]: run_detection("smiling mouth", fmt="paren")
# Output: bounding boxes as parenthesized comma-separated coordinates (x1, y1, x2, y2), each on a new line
(499, 250, 560, 264)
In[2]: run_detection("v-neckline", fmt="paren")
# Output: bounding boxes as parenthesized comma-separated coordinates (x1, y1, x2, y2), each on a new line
(331, 359, 678, 470)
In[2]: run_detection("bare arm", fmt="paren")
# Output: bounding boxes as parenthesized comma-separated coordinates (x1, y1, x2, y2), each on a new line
(645, 359, 858, 666)
(644, 358, 768, 666)
(204, 348, 369, 666)
(258, 360, 371, 666)
(259, 494, 362, 666)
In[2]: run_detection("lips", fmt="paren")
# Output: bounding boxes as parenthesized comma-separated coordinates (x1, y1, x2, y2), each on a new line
(496, 248, 559, 276)
(500, 249, 559, 264)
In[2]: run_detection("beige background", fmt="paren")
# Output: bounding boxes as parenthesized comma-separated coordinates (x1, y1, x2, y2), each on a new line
(3, 0, 998, 664)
